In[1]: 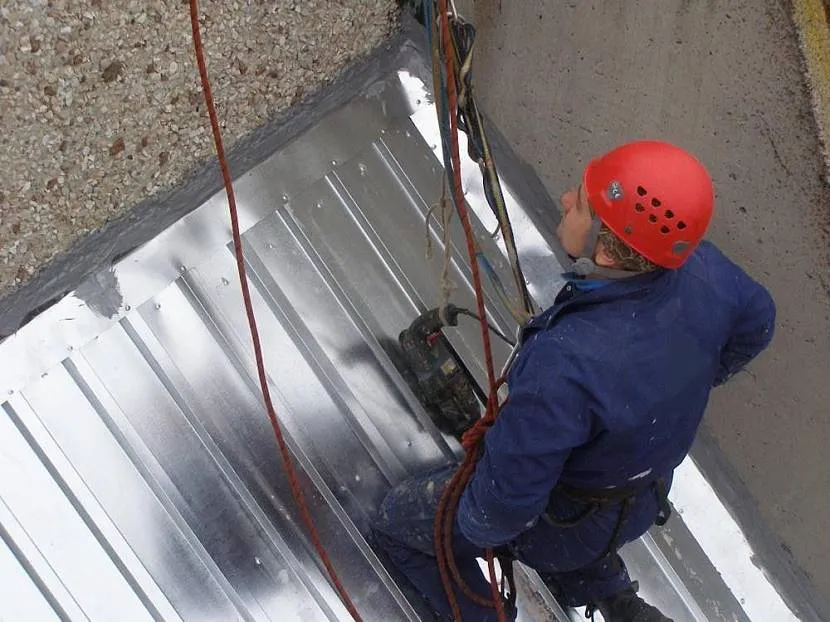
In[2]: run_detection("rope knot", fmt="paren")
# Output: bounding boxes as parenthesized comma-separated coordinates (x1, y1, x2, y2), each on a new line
(460, 377, 506, 453)
(461, 413, 496, 452)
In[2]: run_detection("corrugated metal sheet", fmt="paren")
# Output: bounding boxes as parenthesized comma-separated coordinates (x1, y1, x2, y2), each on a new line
(0, 36, 718, 622)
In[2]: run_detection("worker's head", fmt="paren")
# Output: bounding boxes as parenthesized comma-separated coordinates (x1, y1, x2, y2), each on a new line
(557, 141, 714, 273)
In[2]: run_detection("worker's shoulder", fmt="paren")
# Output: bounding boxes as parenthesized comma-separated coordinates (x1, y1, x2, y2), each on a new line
(513, 318, 598, 377)
(678, 239, 768, 302)
(682, 239, 750, 280)
(526, 307, 624, 368)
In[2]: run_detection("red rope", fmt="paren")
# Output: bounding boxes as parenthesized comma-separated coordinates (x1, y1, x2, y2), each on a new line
(433, 2, 508, 621)
(187, 2, 361, 620)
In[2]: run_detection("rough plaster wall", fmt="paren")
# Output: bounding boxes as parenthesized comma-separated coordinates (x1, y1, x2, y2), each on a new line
(0, 0, 396, 295)
(456, 0, 830, 617)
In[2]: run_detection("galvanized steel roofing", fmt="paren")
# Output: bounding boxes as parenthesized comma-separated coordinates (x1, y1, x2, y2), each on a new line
(0, 29, 741, 622)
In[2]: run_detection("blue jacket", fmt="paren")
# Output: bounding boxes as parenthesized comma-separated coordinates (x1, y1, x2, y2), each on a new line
(458, 241, 776, 548)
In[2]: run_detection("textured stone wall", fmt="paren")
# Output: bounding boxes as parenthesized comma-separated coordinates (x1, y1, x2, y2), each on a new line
(0, 0, 397, 294)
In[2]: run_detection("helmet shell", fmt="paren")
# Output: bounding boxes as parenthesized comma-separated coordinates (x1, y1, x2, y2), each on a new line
(583, 141, 714, 268)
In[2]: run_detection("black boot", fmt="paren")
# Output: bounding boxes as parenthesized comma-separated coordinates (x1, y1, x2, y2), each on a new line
(588, 582, 672, 622)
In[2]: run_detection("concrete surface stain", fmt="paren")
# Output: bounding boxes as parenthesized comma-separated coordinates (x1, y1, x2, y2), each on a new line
(792, 0, 830, 182)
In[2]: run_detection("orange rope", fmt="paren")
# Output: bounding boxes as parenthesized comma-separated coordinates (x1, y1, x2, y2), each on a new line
(433, 2, 508, 620)
(187, 2, 361, 619)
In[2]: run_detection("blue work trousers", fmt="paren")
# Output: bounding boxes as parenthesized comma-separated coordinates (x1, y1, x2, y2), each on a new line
(373, 464, 663, 620)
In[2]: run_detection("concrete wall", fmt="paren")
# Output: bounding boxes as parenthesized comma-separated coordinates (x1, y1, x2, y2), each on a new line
(455, 0, 830, 616)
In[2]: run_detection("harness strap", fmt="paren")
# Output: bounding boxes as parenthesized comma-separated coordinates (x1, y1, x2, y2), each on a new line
(542, 477, 673, 559)
(654, 478, 671, 526)
(602, 496, 635, 571)
(496, 551, 517, 609)
(541, 500, 599, 529)
(571, 214, 645, 280)
(556, 481, 648, 504)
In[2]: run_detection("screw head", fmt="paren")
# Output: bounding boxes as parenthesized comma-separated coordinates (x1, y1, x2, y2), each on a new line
(672, 241, 690, 255)
(607, 180, 624, 201)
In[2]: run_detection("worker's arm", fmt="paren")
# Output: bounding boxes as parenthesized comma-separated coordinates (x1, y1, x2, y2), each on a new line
(457, 336, 593, 548)
(714, 273, 776, 387)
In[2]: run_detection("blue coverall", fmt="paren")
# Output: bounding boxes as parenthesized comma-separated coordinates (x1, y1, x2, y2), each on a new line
(373, 241, 776, 620)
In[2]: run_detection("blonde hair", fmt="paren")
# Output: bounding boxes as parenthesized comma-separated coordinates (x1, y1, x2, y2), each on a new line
(597, 225, 658, 273)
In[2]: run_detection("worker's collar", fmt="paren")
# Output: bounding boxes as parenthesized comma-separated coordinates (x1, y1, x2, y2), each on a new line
(572, 278, 609, 292)
(552, 267, 669, 308)
(520, 268, 669, 345)
(560, 268, 634, 287)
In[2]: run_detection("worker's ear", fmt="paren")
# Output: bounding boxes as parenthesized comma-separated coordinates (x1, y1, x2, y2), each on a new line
(593, 240, 621, 269)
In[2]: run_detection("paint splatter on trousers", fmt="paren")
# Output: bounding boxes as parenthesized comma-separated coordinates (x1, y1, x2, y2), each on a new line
(373, 464, 663, 619)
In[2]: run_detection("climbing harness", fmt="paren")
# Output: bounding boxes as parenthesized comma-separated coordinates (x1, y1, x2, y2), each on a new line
(542, 479, 672, 561)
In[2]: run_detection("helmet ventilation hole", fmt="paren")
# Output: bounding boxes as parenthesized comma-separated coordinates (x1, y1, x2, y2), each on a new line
(651, 198, 662, 207)
(664, 209, 674, 219)
(637, 186, 648, 196)
(677, 221, 687, 230)
(648, 214, 658, 223)
(660, 225, 671, 234)
(635, 203, 646, 212)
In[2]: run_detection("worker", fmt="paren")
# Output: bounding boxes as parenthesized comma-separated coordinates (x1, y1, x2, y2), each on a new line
(372, 140, 776, 621)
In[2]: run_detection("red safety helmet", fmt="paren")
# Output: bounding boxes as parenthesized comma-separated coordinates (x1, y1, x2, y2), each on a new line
(582, 140, 714, 269)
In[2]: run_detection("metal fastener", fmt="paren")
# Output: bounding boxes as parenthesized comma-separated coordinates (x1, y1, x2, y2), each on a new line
(608, 180, 624, 201)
